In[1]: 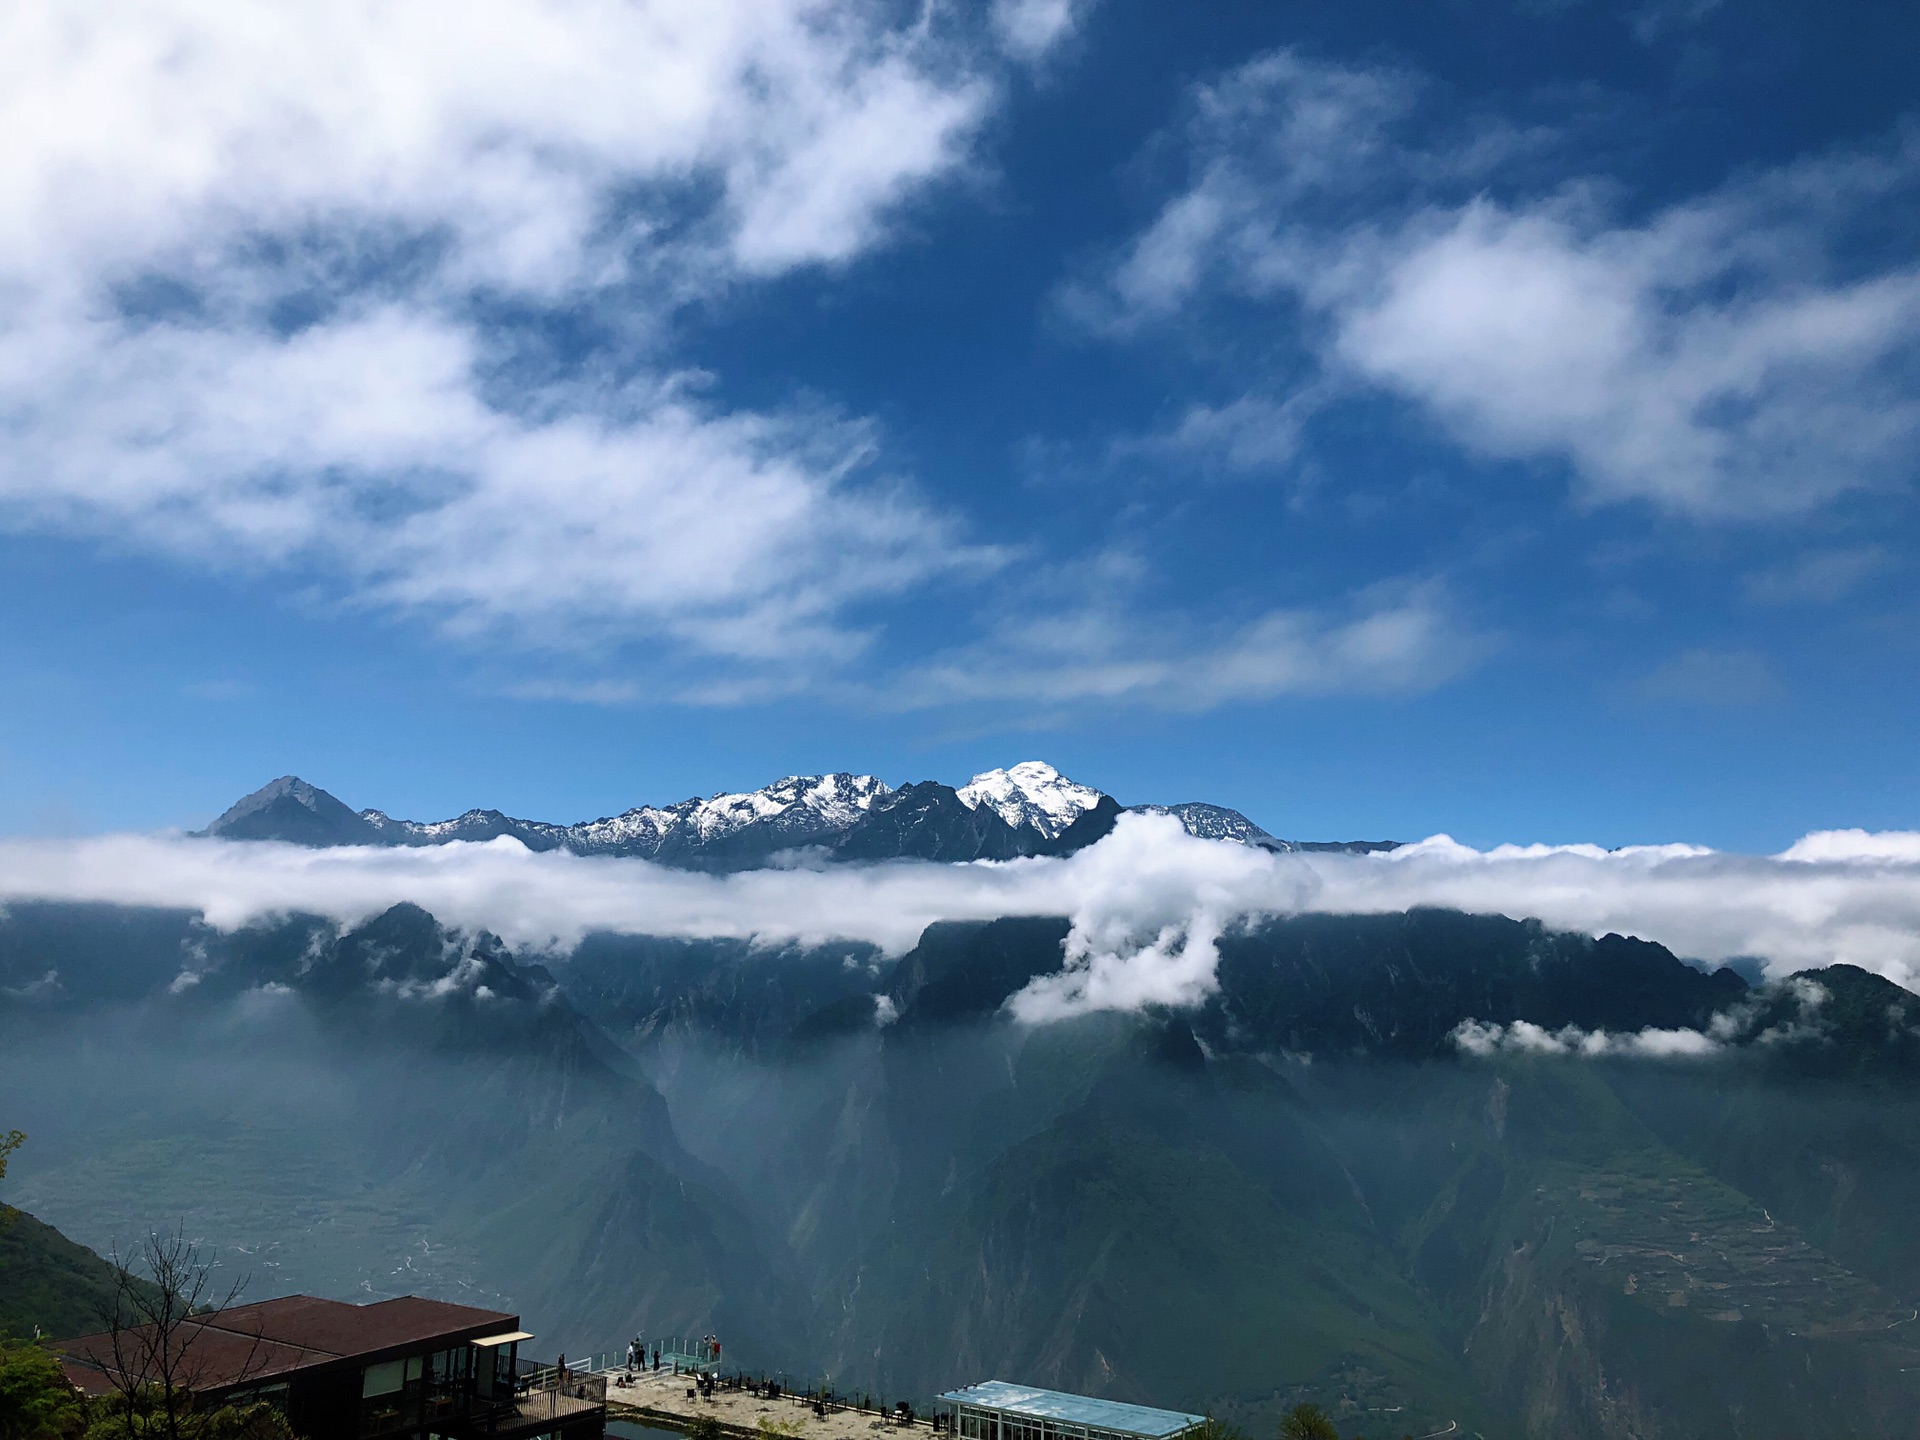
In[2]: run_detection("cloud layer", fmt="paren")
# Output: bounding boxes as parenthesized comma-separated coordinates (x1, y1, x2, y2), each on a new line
(4, 813, 1919, 1020)
(1077, 49, 1920, 518)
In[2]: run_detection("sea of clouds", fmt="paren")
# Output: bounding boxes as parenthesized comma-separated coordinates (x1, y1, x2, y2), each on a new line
(4, 814, 1920, 1020)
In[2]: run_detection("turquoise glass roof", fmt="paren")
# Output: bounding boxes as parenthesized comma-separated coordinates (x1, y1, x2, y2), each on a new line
(935, 1382, 1205, 1438)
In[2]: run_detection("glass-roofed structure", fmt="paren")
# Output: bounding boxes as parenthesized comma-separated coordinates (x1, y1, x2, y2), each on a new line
(935, 1382, 1206, 1440)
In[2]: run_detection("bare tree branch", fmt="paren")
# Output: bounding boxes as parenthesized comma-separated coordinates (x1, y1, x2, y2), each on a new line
(97, 1227, 262, 1440)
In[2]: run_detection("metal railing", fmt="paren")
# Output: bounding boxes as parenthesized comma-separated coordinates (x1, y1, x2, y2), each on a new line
(514, 1380, 607, 1424)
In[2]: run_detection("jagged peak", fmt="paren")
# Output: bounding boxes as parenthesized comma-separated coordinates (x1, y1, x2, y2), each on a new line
(217, 774, 337, 819)
(201, 775, 371, 843)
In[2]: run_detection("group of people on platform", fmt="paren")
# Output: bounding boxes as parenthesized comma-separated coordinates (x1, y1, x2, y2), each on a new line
(622, 1334, 721, 1373)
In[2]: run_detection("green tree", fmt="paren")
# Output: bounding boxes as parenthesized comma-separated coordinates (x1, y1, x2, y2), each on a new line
(684, 1415, 726, 1440)
(1192, 1418, 1245, 1440)
(1277, 1404, 1337, 1440)
(84, 1392, 295, 1440)
(0, 1338, 86, 1440)
(190, 1405, 294, 1440)
(0, 1130, 25, 1229)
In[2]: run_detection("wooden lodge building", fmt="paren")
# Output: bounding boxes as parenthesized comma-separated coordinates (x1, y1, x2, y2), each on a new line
(56, 1294, 606, 1440)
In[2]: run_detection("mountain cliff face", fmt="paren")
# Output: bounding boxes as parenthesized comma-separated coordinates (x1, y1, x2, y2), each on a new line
(195, 764, 1393, 868)
(5, 901, 1918, 1438)
(556, 912, 1920, 1436)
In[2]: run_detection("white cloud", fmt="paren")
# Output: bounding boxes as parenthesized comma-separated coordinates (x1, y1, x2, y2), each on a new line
(889, 580, 1486, 710)
(1081, 49, 1920, 517)
(4, 812, 1920, 1021)
(1111, 392, 1325, 474)
(1, 1, 989, 292)
(1332, 199, 1920, 516)
(2, 967, 62, 1002)
(1779, 830, 1920, 864)
(1743, 546, 1891, 606)
(1629, 648, 1783, 707)
(0, 0, 1011, 666)
(1451, 1017, 1721, 1059)
(1629, 0, 1727, 45)
(0, 306, 974, 660)
(1009, 910, 1224, 1023)
(990, 0, 1087, 63)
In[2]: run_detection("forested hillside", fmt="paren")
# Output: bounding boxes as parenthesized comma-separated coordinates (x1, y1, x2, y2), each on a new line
(0, 1206, 133, 1340)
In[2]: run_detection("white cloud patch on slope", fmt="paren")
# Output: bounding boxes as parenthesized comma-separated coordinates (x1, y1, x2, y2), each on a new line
(1451, 1018, 1722, 1060)
(3, 813, 1920, 1021)
(0, 0, 1013, 670)
(1075, 49, 1920, 518)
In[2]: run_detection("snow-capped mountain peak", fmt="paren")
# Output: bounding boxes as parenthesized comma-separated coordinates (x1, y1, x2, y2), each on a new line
(957, 761, 1105, 840)
(683, 773, 894, 839)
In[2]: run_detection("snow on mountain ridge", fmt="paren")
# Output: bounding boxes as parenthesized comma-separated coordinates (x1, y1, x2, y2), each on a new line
(957, 761, 1105, 840)
(557, 773, 894, 850)
(567, 805, 681, 848)
(680, 773, 894, 840)
(360, 773, 896, 853)
(1129, 802, 1276, 846)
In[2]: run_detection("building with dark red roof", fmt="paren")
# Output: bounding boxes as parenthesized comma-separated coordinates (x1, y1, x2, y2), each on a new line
(57, 1294, 604, 1440)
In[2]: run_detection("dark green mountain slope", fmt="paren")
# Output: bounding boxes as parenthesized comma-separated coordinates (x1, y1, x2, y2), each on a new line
(1602, 965, 1920, 1301)
(566, 932, 883, 1055)
(1288, 1055, 1920, 1439)
(0, 1209, 130, 1340)
(1198, 910, 1745, 1057)
(887, 1047, 1496, 1436)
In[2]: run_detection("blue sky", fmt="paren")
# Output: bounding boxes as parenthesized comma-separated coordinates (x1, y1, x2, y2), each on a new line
(1, 0, 1915, 850)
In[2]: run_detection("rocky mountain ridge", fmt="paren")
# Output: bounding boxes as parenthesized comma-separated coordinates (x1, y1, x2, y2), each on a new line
(197, 764, 1398, 868)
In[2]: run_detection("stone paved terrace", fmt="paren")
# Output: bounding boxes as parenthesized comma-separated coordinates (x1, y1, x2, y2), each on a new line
(603, 1366, 934, 1440)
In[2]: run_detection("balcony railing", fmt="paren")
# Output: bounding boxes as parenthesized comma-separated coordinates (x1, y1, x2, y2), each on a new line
(464, 1365, 607, 1438)
(513, 1382, 607, 1426)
